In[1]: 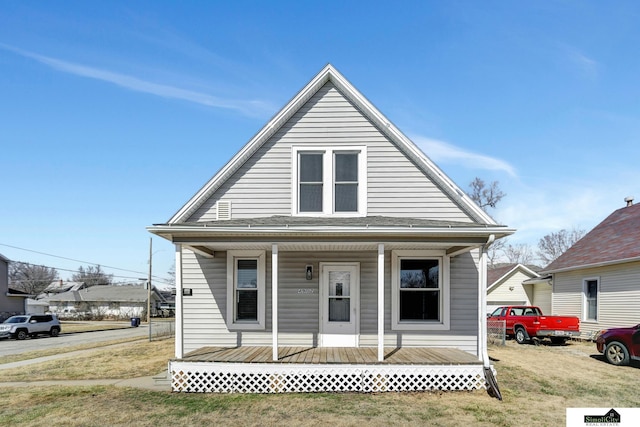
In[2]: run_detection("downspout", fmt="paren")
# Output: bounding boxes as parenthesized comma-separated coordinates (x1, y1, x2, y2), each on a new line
(479, 234, 502, 400)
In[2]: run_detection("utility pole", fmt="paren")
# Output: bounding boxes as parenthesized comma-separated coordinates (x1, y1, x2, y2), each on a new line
(148, 237, 152, 341)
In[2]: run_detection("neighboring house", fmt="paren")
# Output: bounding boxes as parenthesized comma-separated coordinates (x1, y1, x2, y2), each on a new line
(149, 64, 514, 394)
(487, 263, 550, 314)
(41, 284, 164, 319)
(542, 198, 640, 339)
(0, 253, 28, 320)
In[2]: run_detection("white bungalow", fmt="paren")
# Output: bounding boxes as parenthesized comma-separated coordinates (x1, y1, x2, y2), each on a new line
(149, 65, 514, 394)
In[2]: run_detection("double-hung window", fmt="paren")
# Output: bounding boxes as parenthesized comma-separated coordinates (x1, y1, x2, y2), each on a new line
(293, 146, 366, 216)
(226, 251, 266, 330)
(299, 153, 324, 212)
(391, 250, 450, 331)
(583, 277, 599, 322)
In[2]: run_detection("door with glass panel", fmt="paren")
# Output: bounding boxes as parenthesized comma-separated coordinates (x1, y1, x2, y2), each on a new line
(319, 263, 359, 347)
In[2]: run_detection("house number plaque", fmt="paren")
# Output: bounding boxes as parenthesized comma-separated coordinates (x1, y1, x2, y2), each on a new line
(297, 288, 316, 294)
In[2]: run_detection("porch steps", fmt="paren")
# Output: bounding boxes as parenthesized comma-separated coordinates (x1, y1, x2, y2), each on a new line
(152, 371, 171, 387)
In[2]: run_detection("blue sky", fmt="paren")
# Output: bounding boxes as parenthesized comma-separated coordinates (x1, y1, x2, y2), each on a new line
(1, 1, 639, 284)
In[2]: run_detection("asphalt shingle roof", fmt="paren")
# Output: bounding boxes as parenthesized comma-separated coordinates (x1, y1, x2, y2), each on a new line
(487, 264, 519, 286)
(177, 215, 495, 228)
(543, 202, 640, 273)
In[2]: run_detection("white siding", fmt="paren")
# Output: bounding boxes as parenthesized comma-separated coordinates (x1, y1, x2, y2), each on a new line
(188, 82, 472, 222)
(487, 270, 533, 308)
(552, 261, 640, 337)
(181, 246, 481, 355)
(532, 282, 552, 314)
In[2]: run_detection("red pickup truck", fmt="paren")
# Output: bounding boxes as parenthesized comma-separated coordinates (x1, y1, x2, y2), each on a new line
(488, 306, 580, 344)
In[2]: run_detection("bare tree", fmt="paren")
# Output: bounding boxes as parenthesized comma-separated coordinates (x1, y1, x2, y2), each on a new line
(9, 262, 58, 295)
(468, 178, 506, 212)
(537, 228, 586, 265)
(166, 264, 176, 287)
(72, 265, 113, 286)
(503, 243, 535, 265)
(486, 239, 506, 268)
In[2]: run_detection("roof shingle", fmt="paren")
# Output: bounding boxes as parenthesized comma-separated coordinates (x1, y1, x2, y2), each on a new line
(543, 202, 640, 272)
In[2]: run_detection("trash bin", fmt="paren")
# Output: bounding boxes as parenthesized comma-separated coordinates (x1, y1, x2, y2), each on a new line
(131, 317, 140, 327)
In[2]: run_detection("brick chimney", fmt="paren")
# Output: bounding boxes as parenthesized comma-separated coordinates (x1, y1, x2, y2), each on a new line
(625, 196, 634, 207)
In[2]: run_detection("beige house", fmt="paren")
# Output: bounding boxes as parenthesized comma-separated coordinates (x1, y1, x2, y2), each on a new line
(487, 263, 550, 314)
(542, 198, 640, 339)
(149, 65, 514, 394)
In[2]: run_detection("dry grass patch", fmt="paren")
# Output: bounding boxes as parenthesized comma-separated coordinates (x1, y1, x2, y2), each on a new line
(1, 338, 639, 426)
(0, 338, 173, 381)
(0, 386, 511, 427)
(60, 321, 132, 334)
(0, 337, 145, 365)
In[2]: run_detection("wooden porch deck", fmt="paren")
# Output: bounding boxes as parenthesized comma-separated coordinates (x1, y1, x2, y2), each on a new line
(179, 346, 481, 365)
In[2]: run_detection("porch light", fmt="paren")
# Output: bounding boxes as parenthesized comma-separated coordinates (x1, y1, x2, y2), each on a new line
(306, 265, 313, 280)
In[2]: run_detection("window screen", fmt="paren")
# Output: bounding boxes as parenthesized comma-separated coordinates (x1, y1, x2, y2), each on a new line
(299, 153, 323, 212)
(236, 259, 258, 321)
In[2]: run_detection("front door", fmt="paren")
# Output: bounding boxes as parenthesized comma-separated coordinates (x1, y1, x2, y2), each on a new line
(319, 263, 359, 347)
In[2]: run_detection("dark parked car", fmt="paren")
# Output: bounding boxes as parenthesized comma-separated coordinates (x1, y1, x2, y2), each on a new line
(595, 324, 640, 366)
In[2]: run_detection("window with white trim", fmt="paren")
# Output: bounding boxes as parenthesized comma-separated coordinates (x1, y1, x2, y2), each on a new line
(226, 251, 266, 330)
(391, 250, 450, 331)
(583, 277, 599, 322)
(293, 146, 367, 216)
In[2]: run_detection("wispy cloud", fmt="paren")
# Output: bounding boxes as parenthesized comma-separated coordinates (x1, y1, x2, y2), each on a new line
(0, 43, 274, 117)
(559, 43, 599, 78)
(412, 136, 517, 177)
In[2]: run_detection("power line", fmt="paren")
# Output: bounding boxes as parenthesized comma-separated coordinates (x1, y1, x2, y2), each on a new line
(0, 242, 173, 283)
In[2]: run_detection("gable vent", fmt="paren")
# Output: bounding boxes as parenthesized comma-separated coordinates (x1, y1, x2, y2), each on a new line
(216, 201, 231, 220)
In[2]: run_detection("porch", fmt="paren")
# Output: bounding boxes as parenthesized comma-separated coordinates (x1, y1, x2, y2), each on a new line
(170, 346, 489, 393)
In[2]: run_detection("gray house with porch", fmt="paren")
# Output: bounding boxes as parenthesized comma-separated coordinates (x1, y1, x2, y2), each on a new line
(149, 65, 513, 394)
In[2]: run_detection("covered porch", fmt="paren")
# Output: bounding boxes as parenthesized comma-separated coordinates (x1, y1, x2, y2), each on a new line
(170, 346, 488, 393)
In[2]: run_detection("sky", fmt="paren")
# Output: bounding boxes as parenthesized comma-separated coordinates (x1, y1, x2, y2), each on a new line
(1, 1, 640, 285)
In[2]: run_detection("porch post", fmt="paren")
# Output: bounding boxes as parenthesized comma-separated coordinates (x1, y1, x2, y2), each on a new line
(377, 243, 385, 361)
(478, 238, 493, 365)
(272, 244, 279, 361)
(174, 244, 183, 359)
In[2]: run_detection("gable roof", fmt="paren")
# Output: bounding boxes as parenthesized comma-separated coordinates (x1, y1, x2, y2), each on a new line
(543, 202, 640, 273)
(41, 285, 164, 303)
(487, 263, 539, 292)
(167, 64, 496, 226)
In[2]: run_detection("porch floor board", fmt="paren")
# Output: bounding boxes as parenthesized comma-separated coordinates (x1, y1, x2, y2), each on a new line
(179, 346, 481, 365)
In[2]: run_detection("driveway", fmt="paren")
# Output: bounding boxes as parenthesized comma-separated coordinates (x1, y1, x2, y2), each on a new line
(0, 326, 150, 358)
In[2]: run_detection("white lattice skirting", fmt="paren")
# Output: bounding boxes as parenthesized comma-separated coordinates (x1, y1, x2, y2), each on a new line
(170, 362, 490, 393)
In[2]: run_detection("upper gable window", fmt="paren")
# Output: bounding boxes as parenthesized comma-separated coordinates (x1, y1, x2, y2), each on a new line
(293, 146, 367, 216)
(299, 153, 324, 212)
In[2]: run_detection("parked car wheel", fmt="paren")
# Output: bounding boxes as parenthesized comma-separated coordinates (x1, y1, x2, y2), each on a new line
(605, 341, 630, 366)
(16, 329, 28, 340)
(50, 327, 60, 337)
(515, 327, 528, 344)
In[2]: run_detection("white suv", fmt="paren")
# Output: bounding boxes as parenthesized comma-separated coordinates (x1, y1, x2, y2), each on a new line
(0, 314, 61, 340)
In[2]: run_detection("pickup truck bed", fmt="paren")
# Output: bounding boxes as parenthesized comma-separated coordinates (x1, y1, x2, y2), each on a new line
(489, 306, 580, 344)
